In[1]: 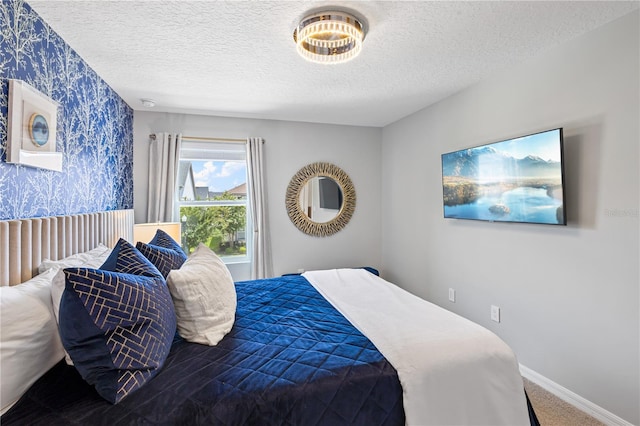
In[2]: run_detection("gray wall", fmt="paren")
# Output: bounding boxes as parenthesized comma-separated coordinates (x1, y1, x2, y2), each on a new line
(133, 112, 382, 281)
(381, 11, 639, 424)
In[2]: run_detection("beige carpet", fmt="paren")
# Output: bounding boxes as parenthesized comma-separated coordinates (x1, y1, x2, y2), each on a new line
(524, 378, 605, 426)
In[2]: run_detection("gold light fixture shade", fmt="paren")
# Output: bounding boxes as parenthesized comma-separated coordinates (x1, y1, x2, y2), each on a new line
(293, 11, 366, 64)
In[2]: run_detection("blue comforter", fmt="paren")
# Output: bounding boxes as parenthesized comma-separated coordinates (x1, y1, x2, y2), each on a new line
(2, 274, 405, 425)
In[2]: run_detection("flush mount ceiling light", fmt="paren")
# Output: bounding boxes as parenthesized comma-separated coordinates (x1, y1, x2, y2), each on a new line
(293, 10, 366, 64)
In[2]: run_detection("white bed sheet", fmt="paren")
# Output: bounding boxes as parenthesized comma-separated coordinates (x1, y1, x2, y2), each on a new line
(303, 268, 530, 426)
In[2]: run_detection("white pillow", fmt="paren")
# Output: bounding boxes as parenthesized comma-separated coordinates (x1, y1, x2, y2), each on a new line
(50, 246, 112, 365)
(0, 268, 65, 415)
(50, 245, 112, 324)
(38, 243, 111, 273)
(167, 243, 237, 346)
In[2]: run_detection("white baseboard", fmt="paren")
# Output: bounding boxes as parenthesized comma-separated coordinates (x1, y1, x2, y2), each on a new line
(519, 364, 633, 426)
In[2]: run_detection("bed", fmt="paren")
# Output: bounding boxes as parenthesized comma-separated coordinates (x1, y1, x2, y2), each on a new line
(0, 210, 539, 425)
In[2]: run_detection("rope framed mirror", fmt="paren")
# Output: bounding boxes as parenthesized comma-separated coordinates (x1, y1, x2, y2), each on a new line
(285, 162, 356, 237)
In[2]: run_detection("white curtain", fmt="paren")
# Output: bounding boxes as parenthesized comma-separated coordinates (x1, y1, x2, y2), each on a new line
(147, 133, 182, 223)
(246, 137, 272, 279)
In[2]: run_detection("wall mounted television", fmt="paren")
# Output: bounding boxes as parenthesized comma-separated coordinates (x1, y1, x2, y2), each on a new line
(318, 177, 342, 210)
(441, 128, 566, 225)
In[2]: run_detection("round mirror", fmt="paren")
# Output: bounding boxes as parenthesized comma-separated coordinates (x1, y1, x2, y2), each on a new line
(286, 162, 356, 237)
(298, 176, 342, 223)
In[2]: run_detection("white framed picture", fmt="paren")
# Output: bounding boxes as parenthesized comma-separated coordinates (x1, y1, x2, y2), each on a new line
(7, 79, 63, 172)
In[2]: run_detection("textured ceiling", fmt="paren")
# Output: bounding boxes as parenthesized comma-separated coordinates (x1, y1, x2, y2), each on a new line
(28, 1, 639, 127)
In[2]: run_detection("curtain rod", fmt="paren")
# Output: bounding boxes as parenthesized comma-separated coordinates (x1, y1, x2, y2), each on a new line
(183, 135, 248, 143)
(148, 134, 261, 144)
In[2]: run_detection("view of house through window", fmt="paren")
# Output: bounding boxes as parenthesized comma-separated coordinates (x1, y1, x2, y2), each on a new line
(177, 140, 249, 262)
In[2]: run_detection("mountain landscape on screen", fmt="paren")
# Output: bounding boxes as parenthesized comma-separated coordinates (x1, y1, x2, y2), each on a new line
(442, 146, 561, 180)
(441, 128, 566, 225)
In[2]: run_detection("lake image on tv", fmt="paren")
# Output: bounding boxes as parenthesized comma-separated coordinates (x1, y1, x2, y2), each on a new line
(444, 186, 563, 223)
(442, 129, 565, 225)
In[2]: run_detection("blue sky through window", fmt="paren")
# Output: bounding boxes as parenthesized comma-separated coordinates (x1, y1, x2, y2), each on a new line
(191, 160, 247, 192)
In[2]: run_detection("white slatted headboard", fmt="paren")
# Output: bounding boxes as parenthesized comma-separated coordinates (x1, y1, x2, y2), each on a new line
(0, 209, 134, 286)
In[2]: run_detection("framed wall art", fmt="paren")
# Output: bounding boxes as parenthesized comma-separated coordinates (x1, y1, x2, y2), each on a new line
(7, 79, 62, 172)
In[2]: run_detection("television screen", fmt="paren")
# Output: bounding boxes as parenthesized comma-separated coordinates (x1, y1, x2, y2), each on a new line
(318, 177, 342, 210)
(441, 128, 566, 225)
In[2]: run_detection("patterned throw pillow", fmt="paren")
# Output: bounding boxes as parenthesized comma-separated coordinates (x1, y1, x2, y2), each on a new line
(149, 229, 187, 256)
(58, 239, 176, 404)
(136, 229, 187, 278)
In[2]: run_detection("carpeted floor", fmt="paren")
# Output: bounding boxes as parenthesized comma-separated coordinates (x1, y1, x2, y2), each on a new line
(524, 378, 605, 426)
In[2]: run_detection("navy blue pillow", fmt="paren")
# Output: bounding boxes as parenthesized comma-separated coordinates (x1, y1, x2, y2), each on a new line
(135, 229, 187, 278)
(100, 237, 164, 273)
(149, 229, 187, 257)
(98, 241, 121, 271)
(59, 239, 176, 404)
(135, 242, 186, 278)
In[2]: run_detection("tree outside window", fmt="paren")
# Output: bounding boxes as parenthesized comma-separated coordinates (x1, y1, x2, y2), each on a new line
(176, 141, 250, 261)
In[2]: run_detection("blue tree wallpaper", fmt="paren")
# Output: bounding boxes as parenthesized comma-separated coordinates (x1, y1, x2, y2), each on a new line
(0, 0, 133, 220)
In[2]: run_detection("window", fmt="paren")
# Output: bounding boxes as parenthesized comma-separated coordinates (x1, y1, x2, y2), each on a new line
(176, 139, 250, 263)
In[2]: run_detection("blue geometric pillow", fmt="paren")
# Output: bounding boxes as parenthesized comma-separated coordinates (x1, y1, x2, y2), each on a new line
(99, 238, 165, 275)
(149, 229, 187, 257)
(135, 242, 186, 278)
(58, 239, 176, 404)
(135, 229, 187, 278)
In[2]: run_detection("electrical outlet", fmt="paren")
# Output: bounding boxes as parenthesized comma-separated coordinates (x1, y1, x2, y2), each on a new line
(448, 288, 455, 302)
(491, 305, 501, 323)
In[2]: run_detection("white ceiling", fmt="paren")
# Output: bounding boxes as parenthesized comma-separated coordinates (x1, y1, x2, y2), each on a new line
(28, 1, 638, 127)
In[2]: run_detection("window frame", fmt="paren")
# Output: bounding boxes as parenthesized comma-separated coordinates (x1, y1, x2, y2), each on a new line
(176, 139, 251, 265)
